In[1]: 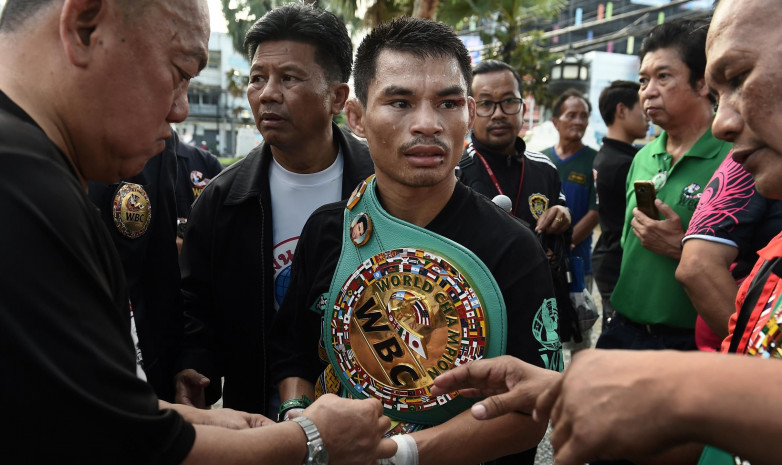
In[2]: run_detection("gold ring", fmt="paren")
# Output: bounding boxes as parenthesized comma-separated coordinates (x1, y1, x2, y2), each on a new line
(555, 217, 563, 223)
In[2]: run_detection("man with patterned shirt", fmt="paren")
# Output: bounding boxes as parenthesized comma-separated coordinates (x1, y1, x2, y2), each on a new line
(677, 155, 782, 350)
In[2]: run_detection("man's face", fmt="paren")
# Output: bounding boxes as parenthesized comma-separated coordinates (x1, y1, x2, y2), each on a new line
(470, 70, 524, 155)
(247, 41, 343, 153)
(74, 0, 209, 182)
(638, 47, 704, 130)
(707, 0, 782, 199)
(623, 101, 650, 140)
(347, 50, 475, 191)
(552, 96, 589, 144)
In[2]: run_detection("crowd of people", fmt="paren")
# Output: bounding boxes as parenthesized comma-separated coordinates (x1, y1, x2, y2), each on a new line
(1, 0, 780, 464)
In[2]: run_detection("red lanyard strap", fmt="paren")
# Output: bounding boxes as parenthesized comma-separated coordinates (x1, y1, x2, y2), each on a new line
(472, 149, 525, 216)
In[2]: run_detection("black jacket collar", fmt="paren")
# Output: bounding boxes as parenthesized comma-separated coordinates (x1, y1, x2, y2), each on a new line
(223, 123, 371, 205)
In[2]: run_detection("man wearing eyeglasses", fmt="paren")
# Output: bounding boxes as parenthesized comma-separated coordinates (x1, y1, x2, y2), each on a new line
(460, 60, 579, 344)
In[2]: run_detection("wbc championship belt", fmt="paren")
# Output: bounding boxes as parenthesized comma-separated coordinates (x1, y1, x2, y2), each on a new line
(320, 176, 507, 428)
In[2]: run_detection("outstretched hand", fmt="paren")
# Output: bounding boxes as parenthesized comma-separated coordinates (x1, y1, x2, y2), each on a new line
(534, 349, 693, 465)
(431, 355, 560, 420)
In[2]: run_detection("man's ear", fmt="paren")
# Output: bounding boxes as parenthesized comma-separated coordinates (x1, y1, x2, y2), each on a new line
(60, 0, 105, 67)
(467, 96, 476, 130)
(345, 98, 367, 138)
(615, 102, 628, 120)
(330, 83, 350, 115)
(551, 116, 561, 131)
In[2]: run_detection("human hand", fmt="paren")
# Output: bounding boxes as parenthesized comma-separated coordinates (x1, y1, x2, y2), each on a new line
(535, 205, 571, 235)
(304, 394, 391, 465)
(631, 200, 684, 259)
(430, 355, 560, 420)
(535, 349, 689, 465)
(175, 369, 210, 408)
(197, 408, 273, 429)
(175, 404, 273, 429)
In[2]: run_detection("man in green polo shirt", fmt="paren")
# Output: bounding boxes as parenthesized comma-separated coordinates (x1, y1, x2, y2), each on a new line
(597, 19, 731, 351)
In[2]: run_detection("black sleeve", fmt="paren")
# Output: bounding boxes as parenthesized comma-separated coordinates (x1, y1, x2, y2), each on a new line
(0, 150, 194, 463)
(270, 205, 345, 385)
(501, 227, 562, 371)
(179, 180, 224, 404)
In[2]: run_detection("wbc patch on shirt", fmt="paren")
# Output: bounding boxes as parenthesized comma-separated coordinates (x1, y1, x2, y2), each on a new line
(677, 182, 703, 210)
(190, 170, 212, 201)
(112, 183, 151, 239)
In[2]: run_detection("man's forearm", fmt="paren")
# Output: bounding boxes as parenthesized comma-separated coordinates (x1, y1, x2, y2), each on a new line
(676, 240, 739, 338)
(410, 409, 546, 464)
(572, 210, 599, 246)
(185, 422, 307, 464)
(279, 377, 316, 402)
(675, 352, 782, 465)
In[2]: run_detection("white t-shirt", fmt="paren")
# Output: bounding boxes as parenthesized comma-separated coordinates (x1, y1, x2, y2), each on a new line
(269, 149, 344, 310)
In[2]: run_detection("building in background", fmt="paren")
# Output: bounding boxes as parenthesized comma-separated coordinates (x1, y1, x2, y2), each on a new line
(174, 32, 260, 157)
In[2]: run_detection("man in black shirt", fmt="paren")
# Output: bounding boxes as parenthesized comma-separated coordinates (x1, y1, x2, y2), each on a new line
(272, 18, 561, 465)
(459, 60, 579, 343)
(0, 0, 388, 463)
(592, 81, 649, 327)
(460, 60, 571, 234)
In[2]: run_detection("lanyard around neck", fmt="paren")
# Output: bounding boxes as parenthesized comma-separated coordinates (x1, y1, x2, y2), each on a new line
(472, 147, 525, 216)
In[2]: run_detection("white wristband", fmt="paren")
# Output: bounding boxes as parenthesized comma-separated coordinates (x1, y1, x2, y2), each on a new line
(378, 434, 419, 465)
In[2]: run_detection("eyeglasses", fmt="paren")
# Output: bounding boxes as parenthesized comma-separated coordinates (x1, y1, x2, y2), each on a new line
(475, 98, 524, 117)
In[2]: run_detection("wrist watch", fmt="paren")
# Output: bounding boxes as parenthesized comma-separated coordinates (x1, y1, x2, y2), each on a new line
(176, 218, 187, 239)
(292, 416, 329, 465)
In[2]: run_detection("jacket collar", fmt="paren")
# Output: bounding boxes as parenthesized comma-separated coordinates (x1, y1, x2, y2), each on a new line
(223, 122, 370, 205)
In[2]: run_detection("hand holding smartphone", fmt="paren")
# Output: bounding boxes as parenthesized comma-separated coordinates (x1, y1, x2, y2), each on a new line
(634, 180, 659, 219)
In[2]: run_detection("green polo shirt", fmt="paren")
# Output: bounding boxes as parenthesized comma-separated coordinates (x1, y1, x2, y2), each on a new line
(611, 128, 731, 328)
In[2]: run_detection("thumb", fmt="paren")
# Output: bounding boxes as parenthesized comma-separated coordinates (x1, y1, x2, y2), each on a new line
(187, 372, 210, 387)
(471, 391, 518, 420)
(655, 199, 679, 220)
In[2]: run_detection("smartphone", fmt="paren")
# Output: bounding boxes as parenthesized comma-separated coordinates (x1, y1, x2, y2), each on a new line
(634, 180, 659, 219)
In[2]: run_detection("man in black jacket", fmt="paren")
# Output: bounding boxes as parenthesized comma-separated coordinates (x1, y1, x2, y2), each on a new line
(176, 2, 373, 417)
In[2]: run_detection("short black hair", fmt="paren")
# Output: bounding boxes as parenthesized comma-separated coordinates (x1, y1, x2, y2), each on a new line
(552, 88, 591, 118)
(471, 60, 523, 96)
(0, 0, 50, 32)
(243, 2, 352, 83)
(353, 16, 472, 106)
(598, 80, 640, 126)
(0, 0, 151, 32)
(639, 19, 710, 92)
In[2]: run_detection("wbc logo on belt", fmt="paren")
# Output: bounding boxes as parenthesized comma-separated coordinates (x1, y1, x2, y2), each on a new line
(329, 248, 488, 422)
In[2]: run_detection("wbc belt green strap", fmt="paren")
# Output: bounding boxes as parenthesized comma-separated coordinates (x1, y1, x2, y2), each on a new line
(323, 175, 507, 425)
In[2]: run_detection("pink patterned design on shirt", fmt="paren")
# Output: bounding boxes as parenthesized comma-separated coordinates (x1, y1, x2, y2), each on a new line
(686, 154, 754, 237)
